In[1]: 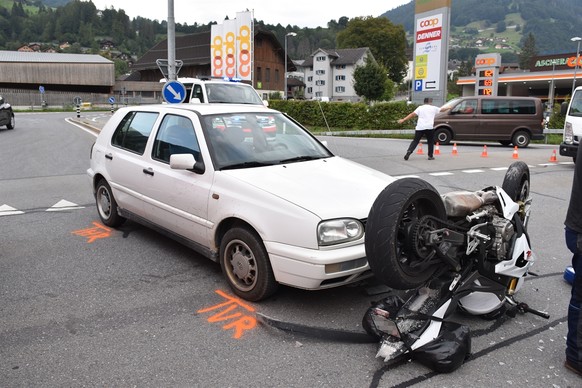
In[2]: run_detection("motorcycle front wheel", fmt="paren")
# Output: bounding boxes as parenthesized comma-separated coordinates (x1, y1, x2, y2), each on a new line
(365, 178, 447, 290)
(502, 161, 530, 203)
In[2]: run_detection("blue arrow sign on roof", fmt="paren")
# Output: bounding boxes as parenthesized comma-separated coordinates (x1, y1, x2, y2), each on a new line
(162, 80, 187, 104)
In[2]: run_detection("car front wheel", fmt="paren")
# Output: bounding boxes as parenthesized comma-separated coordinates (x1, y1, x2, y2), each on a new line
(95, 179, 126, 227)
(220, 226, 278, 302)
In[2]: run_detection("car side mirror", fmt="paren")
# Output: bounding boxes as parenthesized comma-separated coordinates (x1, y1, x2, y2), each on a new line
(561, 101, 569, 115)
(170, 153, 205, 174)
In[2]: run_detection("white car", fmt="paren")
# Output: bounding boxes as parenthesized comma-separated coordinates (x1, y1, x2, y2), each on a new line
(161, 77, 268, 106)
(87, 104, 396, 301)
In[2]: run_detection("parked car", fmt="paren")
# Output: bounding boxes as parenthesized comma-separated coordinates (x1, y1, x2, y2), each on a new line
(160, 77, 268, 106)
(87, 104, 396, 301)
(0, 96, 15, 130)
(433, 96, 545, 147)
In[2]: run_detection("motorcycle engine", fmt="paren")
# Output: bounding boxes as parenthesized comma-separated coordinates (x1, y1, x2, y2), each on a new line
(490, 215, 515, 261)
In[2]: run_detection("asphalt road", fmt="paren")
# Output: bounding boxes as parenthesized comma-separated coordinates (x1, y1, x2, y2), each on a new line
(0, 111, 579, 387)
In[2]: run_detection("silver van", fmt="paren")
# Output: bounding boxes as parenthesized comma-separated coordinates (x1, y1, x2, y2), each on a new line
(433, 96, 545, 147)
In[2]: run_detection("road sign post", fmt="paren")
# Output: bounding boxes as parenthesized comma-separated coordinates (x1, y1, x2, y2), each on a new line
(162, 80, 187, 104)
(109, 96, 116, 114)
(73, 96, 82, 118)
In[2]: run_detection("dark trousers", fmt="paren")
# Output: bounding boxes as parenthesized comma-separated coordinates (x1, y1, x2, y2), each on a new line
(406, 129, 435, 157)
(565, 225, 582, 366)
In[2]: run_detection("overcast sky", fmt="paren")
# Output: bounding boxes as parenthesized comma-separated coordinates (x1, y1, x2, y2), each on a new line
(88, 0, 412, 28)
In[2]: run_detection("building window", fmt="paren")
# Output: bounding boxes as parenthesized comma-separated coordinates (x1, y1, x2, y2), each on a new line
(307, 87, 313, 93)
(335, 86, 346, 93)
(315, 80, 325, 86)
(335, 75, 346, 81)
(307, 76, 313, 81)
(315, 70, 325, 75)
(266, 68, 271, 82)
(316, 56, 326, 62)
(257, 67, 262, 82)
(315, 91, 323, 97)
(335, 64, 346, 69)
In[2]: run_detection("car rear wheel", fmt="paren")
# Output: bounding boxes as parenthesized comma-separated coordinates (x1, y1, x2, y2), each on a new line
(95, 179, 126, 227)
(220, 225, 278, 302)
(434, 128, 452, 145)
(511, 130, 530, 148)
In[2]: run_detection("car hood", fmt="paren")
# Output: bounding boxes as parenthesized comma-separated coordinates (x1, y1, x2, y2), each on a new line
(221, 156, 395, 220)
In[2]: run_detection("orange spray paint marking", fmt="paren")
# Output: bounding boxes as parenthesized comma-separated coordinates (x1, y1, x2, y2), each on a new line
(72, 221, 112, 243)
(198, 289, 257, 339)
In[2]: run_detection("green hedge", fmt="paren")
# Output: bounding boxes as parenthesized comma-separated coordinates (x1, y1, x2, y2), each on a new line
(269, 100, 418, 130)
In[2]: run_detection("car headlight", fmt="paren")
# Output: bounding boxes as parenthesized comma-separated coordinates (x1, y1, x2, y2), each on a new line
(317, 219, 364, 246)
(564, 121, 573, 144)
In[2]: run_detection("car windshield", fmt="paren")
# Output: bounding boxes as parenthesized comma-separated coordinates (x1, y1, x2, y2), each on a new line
(569, 90, 582, 117)
(201, 112, 333, 170)
(206, 83, 264, 105)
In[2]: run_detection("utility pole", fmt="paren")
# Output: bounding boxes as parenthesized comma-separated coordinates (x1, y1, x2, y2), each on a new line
(167, 0, 176, 81)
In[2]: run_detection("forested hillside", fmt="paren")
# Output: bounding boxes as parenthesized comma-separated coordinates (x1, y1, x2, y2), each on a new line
(384, 0, 581, 55)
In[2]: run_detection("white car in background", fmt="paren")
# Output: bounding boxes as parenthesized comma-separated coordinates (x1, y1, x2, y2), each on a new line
(88, 103, 395, 301)
(161, 77, 268, 106)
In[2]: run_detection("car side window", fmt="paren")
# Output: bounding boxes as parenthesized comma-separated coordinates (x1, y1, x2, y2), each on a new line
(152, 114, 200, 164)
(192, 85, 204, 102)
(111, 111, 159, 155)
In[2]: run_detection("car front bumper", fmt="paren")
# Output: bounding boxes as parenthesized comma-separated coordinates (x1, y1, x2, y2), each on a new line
(265, 240, 373, 290)
(560, 142, 578, 158)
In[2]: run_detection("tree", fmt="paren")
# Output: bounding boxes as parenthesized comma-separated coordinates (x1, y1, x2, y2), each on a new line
(337, 16, 407, 83)
(353, 56, 387, 103)
(519, 32, 538, 70)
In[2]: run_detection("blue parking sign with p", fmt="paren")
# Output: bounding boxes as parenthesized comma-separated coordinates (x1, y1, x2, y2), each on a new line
(414, 80, 423, 91)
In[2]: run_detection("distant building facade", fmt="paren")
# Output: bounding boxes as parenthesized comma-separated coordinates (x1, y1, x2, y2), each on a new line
(299, 48, 373, 102)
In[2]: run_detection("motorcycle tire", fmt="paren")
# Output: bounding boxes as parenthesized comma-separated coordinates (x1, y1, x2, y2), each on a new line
(365, 178, 447, 290)
(501, 161, 530, 203)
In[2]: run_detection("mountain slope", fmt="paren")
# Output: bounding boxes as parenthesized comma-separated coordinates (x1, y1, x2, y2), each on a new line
(383, 0, 581, 55)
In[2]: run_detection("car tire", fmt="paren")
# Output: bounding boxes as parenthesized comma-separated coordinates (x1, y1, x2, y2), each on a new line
(6, 114, 14, 130)
(365, 178, 447, 290)
(434, 128, 452, 145)
(95, 179, 126, 227)
(511, 130, 530, 148)
(220, 225, 278, 302)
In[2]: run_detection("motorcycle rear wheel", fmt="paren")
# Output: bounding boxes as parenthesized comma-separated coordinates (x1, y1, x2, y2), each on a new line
(365, 178, 447, 290)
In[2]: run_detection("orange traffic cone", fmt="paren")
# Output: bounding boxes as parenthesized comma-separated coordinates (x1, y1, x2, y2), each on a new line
(452, 143, 458, 156)
(434, 142, 441, 155)
(481, 145, 488, 157)
(416, 143, 424, 154)
(512, 146, 519, 159)
(549, 149, 558, 162)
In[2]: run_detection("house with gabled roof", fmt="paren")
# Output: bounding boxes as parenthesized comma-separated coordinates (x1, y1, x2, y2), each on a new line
(300, 47, 373, 102)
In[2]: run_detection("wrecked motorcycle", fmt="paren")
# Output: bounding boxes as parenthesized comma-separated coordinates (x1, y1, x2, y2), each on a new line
(363, 161, 549, 372)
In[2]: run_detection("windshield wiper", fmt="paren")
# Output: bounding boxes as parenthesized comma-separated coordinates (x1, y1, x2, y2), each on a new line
(279, 155, 321, 164)
(221, 161, 274, 170)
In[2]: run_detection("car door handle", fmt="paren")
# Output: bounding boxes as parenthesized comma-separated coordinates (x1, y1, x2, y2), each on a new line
(142, 167, 154, 176)
(105, 153, 113, 160)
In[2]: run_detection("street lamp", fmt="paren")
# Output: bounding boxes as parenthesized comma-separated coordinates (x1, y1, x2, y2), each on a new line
(284, 32, 297, 99)
(571, 36, 581, 96)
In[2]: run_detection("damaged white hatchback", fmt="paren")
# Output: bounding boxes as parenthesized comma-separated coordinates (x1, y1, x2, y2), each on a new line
(88, 104, 396, 301)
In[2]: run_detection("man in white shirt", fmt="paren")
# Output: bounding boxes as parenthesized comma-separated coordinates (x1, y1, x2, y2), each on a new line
(398, 97, 447, 160)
